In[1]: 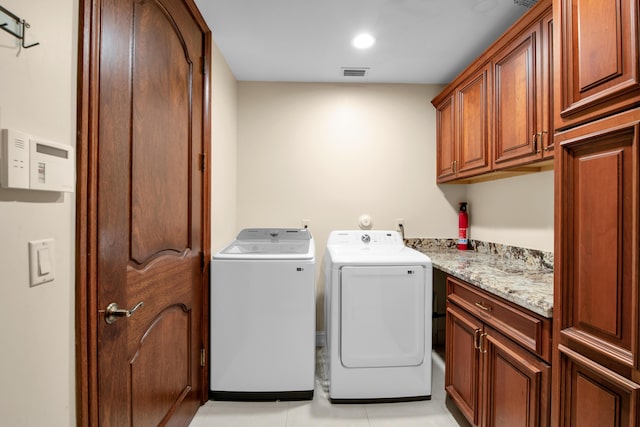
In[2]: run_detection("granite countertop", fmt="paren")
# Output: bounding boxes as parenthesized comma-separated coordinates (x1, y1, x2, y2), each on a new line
(406, 239, 554, 318)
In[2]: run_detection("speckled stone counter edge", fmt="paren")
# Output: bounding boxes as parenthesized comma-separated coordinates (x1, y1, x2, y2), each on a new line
(405, 238, 553, 270)
(405, 238, 554, 318)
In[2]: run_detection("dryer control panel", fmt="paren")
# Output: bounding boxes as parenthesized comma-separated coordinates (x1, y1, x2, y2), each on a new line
(327, 230, 402, 247)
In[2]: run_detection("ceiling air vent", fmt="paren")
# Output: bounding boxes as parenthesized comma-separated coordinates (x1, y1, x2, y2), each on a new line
(342, 67, 369, 77)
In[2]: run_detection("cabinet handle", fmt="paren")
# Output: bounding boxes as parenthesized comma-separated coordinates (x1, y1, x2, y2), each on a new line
(541, 131, 552, 151)
(473, 328, 482, 350)
(480, 332, 488, 354)
(475, 301, 491, 312)
(533, 130, 549, 154)
(452, 160, 457, 174)
(540, 130, 549, 152)
(532, 132, 541, 153)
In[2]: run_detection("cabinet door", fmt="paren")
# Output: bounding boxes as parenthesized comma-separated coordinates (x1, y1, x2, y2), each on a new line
(436, 94, 457, 182)
(540, 11, 554, 158)
(457, 65, 491, 178)
(554, 0, 640, 129)
(446, 303, 483, 426)
(555, 109, 639, 375)
(493, 24, 540, 167)
(557, 345, 640, 427)
(482, 327, 550, 427)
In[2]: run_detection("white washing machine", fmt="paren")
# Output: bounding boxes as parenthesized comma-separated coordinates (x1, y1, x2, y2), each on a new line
(324, 230, 432, 403)
(210, 228, 315, 401)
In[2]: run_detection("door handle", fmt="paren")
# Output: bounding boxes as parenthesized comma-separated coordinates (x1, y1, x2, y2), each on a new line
(105, 301, 144, 324)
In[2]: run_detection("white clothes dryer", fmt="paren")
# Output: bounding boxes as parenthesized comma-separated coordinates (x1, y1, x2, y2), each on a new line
(324, 230, 432, 403)
(211, 228, 315, 401)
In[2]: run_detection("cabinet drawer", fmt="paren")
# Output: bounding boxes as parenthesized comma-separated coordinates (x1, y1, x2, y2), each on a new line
(446, 275, 552, 362)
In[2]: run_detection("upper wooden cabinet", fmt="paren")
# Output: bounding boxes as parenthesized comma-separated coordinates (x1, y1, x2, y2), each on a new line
(554, 0, 640, 130)
(493, 9, 555, 168)
(435, 65, 492, 183)
(435, 94, 456, 180)
(458, 66, 492, 178)
(432, 0, 553, 183)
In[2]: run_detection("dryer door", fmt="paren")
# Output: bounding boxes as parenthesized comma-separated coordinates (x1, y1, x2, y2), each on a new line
(340, 265, 425, 368)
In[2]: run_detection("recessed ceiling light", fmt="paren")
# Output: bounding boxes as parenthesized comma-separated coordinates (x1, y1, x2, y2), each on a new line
(352, 33, 375, 49)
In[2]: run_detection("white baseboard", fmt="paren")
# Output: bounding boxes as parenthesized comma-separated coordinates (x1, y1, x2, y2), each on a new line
(316, 331, 326, 348)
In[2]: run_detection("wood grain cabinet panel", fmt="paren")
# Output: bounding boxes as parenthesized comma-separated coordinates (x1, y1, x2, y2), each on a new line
(434, 67, 492, 183)
(553, 108, 640, 425)
(494, 9, 554, 168)
(435, 94, 456, 181)
(540, 11, 555, 158)
(446, 303, 483, 425)
(446, 275, 552, 427)
(432, 1, 553, 183)
(483, 327, 551, 427)
(458, 66, 492, 178)
(557, 345, 640, 427)
(555, 111, 639, 374)
(554, 0, 640, 129)
(493, 24, 539, 166)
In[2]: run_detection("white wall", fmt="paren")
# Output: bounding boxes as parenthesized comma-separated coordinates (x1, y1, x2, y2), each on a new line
(466, 170, 554, 252)
(237, 82, 467, 243)
(211, 40, 238, 252)
(0, 0, 77, 425)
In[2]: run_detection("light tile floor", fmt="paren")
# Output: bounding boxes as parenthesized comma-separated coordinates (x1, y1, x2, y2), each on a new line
(191, 349, 470, 427)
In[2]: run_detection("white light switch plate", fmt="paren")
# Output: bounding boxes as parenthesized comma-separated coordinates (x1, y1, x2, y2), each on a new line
(28, 238, 55, 286)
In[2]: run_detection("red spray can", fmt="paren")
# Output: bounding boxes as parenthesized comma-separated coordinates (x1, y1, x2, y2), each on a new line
(458, 202, 469, 250)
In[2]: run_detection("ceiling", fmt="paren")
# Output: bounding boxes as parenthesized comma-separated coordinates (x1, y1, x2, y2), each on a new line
(194, 0, 532, 84)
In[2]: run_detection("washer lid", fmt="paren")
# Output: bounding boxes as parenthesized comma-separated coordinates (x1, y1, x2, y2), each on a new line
(236, 228, 311, 241)
(214, 228, 315, 260)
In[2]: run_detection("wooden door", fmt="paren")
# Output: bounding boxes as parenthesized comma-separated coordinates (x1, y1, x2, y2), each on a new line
(446, 303, 483, 426)
(493, 24, 539, 167)
(482, 327, 550, 427)
(76, 0, 211, 425)
(436, 94, 457, 182)
(457, 65, 491, 178)
(554, 0, 640, 129)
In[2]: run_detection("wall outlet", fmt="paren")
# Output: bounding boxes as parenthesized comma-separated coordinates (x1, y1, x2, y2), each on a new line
(302, 219, 311, 229)
(396, 218, 404, 230)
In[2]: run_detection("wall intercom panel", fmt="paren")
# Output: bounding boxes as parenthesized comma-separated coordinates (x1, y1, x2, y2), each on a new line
(1, 129, 75, 192)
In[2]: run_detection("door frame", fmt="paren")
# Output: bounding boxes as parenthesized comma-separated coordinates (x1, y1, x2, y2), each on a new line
(74, 0, 211, 424)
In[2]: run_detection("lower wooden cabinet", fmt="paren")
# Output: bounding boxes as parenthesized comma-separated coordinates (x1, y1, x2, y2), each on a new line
(557, 345, 640, 427)
(445, 276, 551, 427)
(446, 303, 483, 424)
(482, 327, 550, 427)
